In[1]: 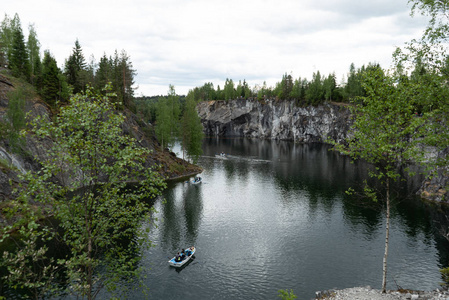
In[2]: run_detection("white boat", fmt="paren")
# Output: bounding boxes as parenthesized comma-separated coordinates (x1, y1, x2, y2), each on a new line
(192, 177, 202, 184)
(168, 246, 196, 268)
(215, 152, 227, 159)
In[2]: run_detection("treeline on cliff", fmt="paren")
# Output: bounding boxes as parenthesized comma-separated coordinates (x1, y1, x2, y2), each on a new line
(0, 13, 136, 111)
(184, 57, 449, 114)
(186, 63, 379, 105)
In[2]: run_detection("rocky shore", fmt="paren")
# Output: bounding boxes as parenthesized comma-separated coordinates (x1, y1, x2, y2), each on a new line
(315, 286, 449, 300)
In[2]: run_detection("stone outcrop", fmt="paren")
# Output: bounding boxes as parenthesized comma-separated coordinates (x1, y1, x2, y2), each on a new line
(197, 99, 352, 143)
(197, 98, 449, 204)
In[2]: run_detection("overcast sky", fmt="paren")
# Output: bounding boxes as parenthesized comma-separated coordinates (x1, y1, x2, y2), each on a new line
(4, 0, 428, 96)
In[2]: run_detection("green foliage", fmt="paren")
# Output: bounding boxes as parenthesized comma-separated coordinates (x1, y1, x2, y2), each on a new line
(224, 78, 235, 100)
(1, 85, 166, 299)
(155, 85, 181, 149)
(6, 84, 31, 153)
(41, 50, 65, 106)
(330, 67, 421, 293)
(441, 267, 449, 287)
(9, 22, 31, 81)
(64, 39, 87, 94)
(0, 13, 21, 67)
(27, 24, 41, 86)
(181, 93, 204, 163)
(278, 289, 297, 300)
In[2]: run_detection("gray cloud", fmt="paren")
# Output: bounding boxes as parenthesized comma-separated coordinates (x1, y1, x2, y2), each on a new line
(4, 0, 428, 96)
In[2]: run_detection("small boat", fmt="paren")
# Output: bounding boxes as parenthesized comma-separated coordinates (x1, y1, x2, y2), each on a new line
(215, 152, 227, 159)
(192, 177, 202, 184)
(168, 246, 196, 268)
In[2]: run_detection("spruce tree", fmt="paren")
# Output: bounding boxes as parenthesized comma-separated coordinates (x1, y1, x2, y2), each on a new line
(65, 39, 87, 94)
(10, 24, 31, 80)
(41, 50, 61, 106)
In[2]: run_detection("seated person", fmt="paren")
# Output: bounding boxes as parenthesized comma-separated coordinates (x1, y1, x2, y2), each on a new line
(175, 252, 183, 262)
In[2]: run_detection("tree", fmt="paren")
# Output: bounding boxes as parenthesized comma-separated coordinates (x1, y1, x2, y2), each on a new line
(95, 53, 112, 91)
(27, 24, 41, 86)
(224, 78, 235, 100)
(1, 85, 166, 299)
(41, 50, 62, 106)
(305, 71, 324, 104)
(5, 85, 30, 153)
(331, 67, 420, 293)
(323, 73, 336, 101)
(155, 85, 180, 149)
(65, 39, 87, 94)
(10, 21, 31, 81)
(0, 13, 21, 67)
(181, 93, 204, 163)
(401, 0, 449, 285)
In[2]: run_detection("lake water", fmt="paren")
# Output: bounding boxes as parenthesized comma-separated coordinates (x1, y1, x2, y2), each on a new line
(113, 138, 449, 299)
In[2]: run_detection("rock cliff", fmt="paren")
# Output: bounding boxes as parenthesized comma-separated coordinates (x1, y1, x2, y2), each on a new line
(197, 99, 352, 143)
(197, 98, 449, 203)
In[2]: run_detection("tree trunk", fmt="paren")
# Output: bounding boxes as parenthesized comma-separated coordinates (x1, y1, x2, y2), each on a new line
(382, 178, 390, 293)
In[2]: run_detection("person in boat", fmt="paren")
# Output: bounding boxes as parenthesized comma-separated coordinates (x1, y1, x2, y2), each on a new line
(180, 249, 186, 259)
(175, 252, 182, 262)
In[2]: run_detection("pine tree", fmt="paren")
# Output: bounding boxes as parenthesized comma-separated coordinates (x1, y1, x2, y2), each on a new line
(95, 53, 112, 91)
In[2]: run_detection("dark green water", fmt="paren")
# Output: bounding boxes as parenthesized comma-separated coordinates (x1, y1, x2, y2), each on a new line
(110, 138, 449, 299)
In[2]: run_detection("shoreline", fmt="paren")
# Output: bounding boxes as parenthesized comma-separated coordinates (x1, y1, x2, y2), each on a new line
(314, 286, 449, 299)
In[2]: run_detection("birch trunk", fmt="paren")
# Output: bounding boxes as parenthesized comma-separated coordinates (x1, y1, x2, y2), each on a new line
(382, 178, 390, 293)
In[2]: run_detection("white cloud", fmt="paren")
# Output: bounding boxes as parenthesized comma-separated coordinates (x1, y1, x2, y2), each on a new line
(4, 0, 429, 96)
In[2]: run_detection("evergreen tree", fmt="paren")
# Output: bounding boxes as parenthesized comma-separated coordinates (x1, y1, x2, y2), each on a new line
(305, 71, 324, 104)
(95, 53, 112, 91)
(10, 22, 31, 81)
(109, 50, 136, 110)
(65, 39, 87, 94)
(0, 13, 21, 66)
(243, 80, 252, 99)
(41, 50, 62, 106)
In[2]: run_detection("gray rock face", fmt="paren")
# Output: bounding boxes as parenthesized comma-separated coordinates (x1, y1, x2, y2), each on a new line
(197, 99, 352, 143)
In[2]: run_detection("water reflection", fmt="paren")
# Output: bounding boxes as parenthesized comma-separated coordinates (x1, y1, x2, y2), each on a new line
(159, 182, 203, 251)
(120, 138, 449, 300)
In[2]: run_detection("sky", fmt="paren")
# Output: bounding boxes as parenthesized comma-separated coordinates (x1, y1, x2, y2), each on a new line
(3, 0, 429, 96)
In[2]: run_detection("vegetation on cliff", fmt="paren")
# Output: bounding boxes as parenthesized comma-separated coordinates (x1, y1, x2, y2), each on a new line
(1, 85, 168, 299)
